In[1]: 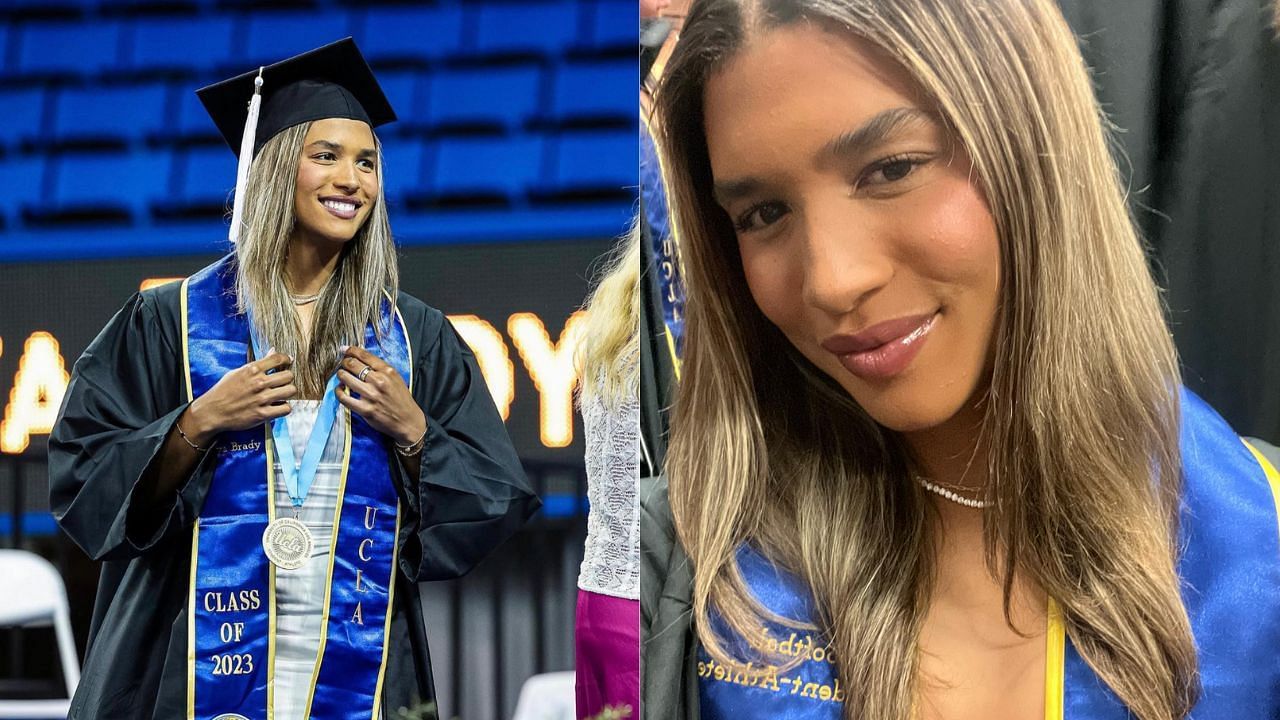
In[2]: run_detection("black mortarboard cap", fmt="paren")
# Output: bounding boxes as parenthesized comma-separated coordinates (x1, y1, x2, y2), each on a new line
(196, 37, 397, 159)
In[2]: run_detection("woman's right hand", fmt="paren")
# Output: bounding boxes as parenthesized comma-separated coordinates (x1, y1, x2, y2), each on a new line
(183, 351, 296, 445)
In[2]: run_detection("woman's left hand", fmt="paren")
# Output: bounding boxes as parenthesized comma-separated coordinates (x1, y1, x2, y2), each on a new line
(335, 345, 426, 446)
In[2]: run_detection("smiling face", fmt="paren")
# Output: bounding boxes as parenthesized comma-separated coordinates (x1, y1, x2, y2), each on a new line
(703, 25, 1002, 433)
(291, 117, 379, 246)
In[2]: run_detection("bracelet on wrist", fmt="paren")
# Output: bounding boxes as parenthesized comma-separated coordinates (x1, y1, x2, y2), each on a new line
(395, 429, 427, 457)
(176, 417, 211, 453)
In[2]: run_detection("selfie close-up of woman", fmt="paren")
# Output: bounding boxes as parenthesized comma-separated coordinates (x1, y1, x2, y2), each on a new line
(640, 0, 1280, 719)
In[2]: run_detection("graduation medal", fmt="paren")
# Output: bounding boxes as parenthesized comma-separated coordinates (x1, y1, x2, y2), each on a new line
(250, 328, 342, 571)
(261, 516, 313, 570)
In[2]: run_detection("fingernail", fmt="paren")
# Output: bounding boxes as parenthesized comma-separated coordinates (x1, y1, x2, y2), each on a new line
(339, 344, 349, 352)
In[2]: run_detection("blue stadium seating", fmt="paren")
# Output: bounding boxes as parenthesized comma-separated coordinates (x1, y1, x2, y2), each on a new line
(17, 22, 120, 78)
(358, 5, 465, 65)
(0, 86, 48, 150)
(244, 12, 356, 68)
(53, 83, 169, 144)
(126, 15, 235, 74)
(587, 0, 635, 50)
(371, 70, 425, 127)
(474, 1, 580, 59)
(0, 0, 97, 16)
(426, 64, 542, 131)
(175, 86, 221, 142)
(376, 135, 427, 207)
(49, 151, 172, 221)
(173, 144, 235, 213)
(551, 59, 632, 122)
(431, 134, 544, 200)
(0, 4, 636, 253)
(3, 154, 47, 229)
(550, 130, 635, 194)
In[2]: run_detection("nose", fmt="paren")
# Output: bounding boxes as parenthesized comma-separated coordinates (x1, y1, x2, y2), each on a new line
(333, 159, 360, 194)
(799, 196, 894, 317)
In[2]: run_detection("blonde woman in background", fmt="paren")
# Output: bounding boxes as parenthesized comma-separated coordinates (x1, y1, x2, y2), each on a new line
(575, 223, 641, 718)
(640, 1, 1280, 719)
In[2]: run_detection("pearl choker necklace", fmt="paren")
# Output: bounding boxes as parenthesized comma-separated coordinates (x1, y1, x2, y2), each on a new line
(917, 477, 991, 509)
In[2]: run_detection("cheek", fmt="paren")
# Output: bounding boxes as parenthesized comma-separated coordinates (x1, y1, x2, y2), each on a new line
(904, 179, 1001, 294)
(739, 243, 797, 329)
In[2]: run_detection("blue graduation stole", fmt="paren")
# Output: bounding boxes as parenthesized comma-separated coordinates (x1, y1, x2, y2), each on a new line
(181, 255, 412, 720)
(640, 119, 684, 367)
(699, 388, 1280, 718)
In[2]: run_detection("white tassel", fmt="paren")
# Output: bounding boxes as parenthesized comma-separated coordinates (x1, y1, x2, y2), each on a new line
(229, 68, 265, 245)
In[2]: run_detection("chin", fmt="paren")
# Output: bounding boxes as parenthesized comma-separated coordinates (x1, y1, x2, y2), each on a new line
(832, 371, 976, 434)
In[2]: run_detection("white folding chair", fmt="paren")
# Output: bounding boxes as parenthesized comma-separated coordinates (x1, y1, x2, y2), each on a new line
(0, 549, 78, 717)
(510, 670, 576, 720)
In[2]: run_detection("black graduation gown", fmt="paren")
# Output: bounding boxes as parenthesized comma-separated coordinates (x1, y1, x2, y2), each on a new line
(47, 278, 541, 719)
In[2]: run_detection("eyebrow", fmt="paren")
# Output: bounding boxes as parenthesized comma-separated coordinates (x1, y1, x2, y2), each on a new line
(712, 106, 933, 205)
(819, 107, 933, 160)
(307, 139, 377, 158)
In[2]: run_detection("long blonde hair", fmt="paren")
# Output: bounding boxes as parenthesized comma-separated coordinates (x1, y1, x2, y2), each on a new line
(576, 218, 641, 406)
(234, 122, 400, 398)
(656, 1, 1197, 718)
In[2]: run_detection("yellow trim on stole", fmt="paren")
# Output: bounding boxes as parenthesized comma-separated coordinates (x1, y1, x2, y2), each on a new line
(369, 504, 403, 720)
(181, 276, 197, 720)
(1044, 597, 1065, 720)
(265, 429, 278, 720)
(301, 409, 355, 718)
(372, 296, 411, 716)
(1243, 440, 1280, 540)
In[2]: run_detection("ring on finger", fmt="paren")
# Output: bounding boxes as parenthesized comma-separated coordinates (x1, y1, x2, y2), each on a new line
(358, 365, 372, 382)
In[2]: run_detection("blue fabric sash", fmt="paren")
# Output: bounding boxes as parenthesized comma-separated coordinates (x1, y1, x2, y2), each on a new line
(182, 255, 411, 720)
(640, 121, 684, 362)
(697, 545, 843, 719)
(698, 387, 1280, 718)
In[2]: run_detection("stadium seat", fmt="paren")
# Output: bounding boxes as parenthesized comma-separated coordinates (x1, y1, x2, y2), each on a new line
(426, 64, 542, 131)
(586, 0, 635, 51)
(175, 88, 222, 143)
(358, 5, 464, 65)
(48, 150, 172, 221)
(3, 153, 48, 229)
(550, 59, 633, 123)
(429, 134, 544, 201)
(172, 144, 235, 214)
(53, 83, 169, 145)
(0, 86, 48, 149)
(372, 70, 425, 125)
(376, 136, 427, 207)
(244, 12, 356, 67)
(473, 1, 580, 59)
(549, 129, 635, 194)
(126, 15, 235, 74)
(17, 22, 120, 78)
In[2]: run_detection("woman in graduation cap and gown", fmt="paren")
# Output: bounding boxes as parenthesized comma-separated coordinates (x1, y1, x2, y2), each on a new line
(641, 0, 1280, 719)
(48, 38, 539, 720)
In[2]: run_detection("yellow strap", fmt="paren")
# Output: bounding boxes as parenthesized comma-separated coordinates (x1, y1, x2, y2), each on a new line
(1044, 597, 1065, 720)
(1243, 439, 1280, 543)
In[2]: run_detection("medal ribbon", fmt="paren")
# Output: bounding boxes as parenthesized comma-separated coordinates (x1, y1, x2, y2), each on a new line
(247, 326, 341, 513)
(184, 255, 409, 720)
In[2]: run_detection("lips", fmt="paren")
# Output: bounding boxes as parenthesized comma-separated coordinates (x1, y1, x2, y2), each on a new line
(320, 197, 361, 220)
(821, 312, 938, 381)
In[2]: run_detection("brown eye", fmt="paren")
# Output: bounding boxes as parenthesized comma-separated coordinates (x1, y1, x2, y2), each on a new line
(880, 159, 913, 181)
(734, 201, 789, 233)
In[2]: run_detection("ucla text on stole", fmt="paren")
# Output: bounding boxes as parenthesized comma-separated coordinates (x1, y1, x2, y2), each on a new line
(203, 505, 387, 677)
